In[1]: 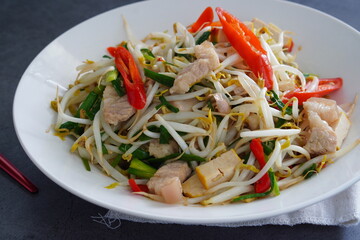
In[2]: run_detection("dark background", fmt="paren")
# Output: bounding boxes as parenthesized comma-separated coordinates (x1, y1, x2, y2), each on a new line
(1, 0, 359, 239)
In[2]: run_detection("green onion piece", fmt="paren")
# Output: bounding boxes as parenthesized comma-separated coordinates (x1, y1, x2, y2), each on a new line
(146, 153, 180, 163)
(232, 171, 276, 202)
(122, 42, 128, 50)
(243, 152, 251, 164)
(59, 121, 78, 131)
(302, 163, 317, 179)
(102, 143, 108, 155)
(93, 85, 106, 96)
(178, 153, 206, 162)
(275, 118, 287, 128)
(144, 68, 174, 87)
(127, 158, 157, 179)
(103, 55, 112, 59)
(196, 31, 211, 45)
(111, 155, 122, 168)
(86, 97, 101, 120)
(159, 125, 171, 144)
(157, 95, 179, 113)
(262, 140, 276, 156)
(77, 92, 98, 116)
(105, 70, 118, 82)
(81, 158, 91, 171)
(119, 144, 150, 160)
(140, 48, 155, 61)
(268, 90, 292, 115)
(111, 76, 126, 97)
(59, 85, 105, 133)
(272, 173, 280, 196)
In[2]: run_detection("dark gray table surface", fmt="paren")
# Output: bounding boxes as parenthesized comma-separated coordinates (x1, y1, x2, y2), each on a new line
(1, 0, 359, 239)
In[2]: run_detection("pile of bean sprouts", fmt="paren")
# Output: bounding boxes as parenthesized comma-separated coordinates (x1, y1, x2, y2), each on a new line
(53, 17, 358, 205)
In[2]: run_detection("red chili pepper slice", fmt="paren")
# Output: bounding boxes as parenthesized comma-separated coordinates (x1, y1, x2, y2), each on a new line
(282, 77, 343, 104)
(128, 179, 149, 192)
(109, 46, 146, 110)
(250, 138, 271, 193)
(215, 7, 274, 90)
(188, 7, 214, 33)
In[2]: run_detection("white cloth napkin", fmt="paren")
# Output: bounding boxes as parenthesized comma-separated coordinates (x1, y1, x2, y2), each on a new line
(92, 181, 360, 228)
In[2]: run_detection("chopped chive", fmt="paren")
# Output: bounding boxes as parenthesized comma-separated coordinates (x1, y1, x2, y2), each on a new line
(105, 70, 118, 82)
(268, 90, 292, 115)
(81, 158, 91, 171)
(102, 143, 108, 155)
(196, 31, 211, 45)
(111, 75, 126, 97)
(157, 95, 179, 113)
(262, 140, 276, 156)
(275, 118, 287, 128)
(144, 68, 174, 87)
(302, 163, 317, 179)
(140, 48, 155, 61)
(159, 125, 171, 144)
(232, 171, 277, 202)
(103, 55, 112, 59)
(111, 155, 122, 168)
(127, 158, 157, 179)
(119, 144, 150, 160)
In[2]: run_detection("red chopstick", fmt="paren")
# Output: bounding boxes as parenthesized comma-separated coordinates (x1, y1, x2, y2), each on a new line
(0, 154, 38, 193)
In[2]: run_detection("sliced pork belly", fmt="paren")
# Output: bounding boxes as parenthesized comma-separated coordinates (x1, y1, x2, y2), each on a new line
(103, 85, 135, 125)
(147, 161, 191, 204)
(170, 41, 220, 94)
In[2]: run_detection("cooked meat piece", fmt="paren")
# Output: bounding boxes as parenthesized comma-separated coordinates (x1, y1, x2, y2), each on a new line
(169, 98, 199, 112)
(304, 111, 337, 155)
(147, 161, 191, 204)
(148, 140, 178, 158)
(303, 97, 340, 124)
(170, 41, 220, 94)
(331, 111, 351, 148)
(196, 150, 242, 189)
(213, 93, 231, 114)
(194, 41, 220, 68)
(103, 85, 135, 125)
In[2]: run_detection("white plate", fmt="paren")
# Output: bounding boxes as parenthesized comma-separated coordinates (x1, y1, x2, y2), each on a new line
(13, 0, 360, 224)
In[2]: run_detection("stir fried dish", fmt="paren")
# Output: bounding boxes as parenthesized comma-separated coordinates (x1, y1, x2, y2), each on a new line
(52, 7, 359, 205)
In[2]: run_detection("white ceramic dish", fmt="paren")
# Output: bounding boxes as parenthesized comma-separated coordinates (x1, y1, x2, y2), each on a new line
(13, 0, 360, 224)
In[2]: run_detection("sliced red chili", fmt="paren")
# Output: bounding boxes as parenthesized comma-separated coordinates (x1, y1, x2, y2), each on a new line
(215, 7, 274, 89)
(188, 7, 214, 33)
(283, 77, 343, 104)
(128, 179, 148, 192)
(250, 138, 271, 193)
(110, 46, 146, 110)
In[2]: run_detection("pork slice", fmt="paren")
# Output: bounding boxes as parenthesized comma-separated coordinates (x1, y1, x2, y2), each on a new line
(194, 41, 220, 69)
(213, 93, 231, 114)
(147, 161, 192, 204)
(148, 139, 178, 159)
(170, 41, 220, 94)
(304, 111, 337, 155)
(303, 97, 339, 124)
(103, 85, 135, 125)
